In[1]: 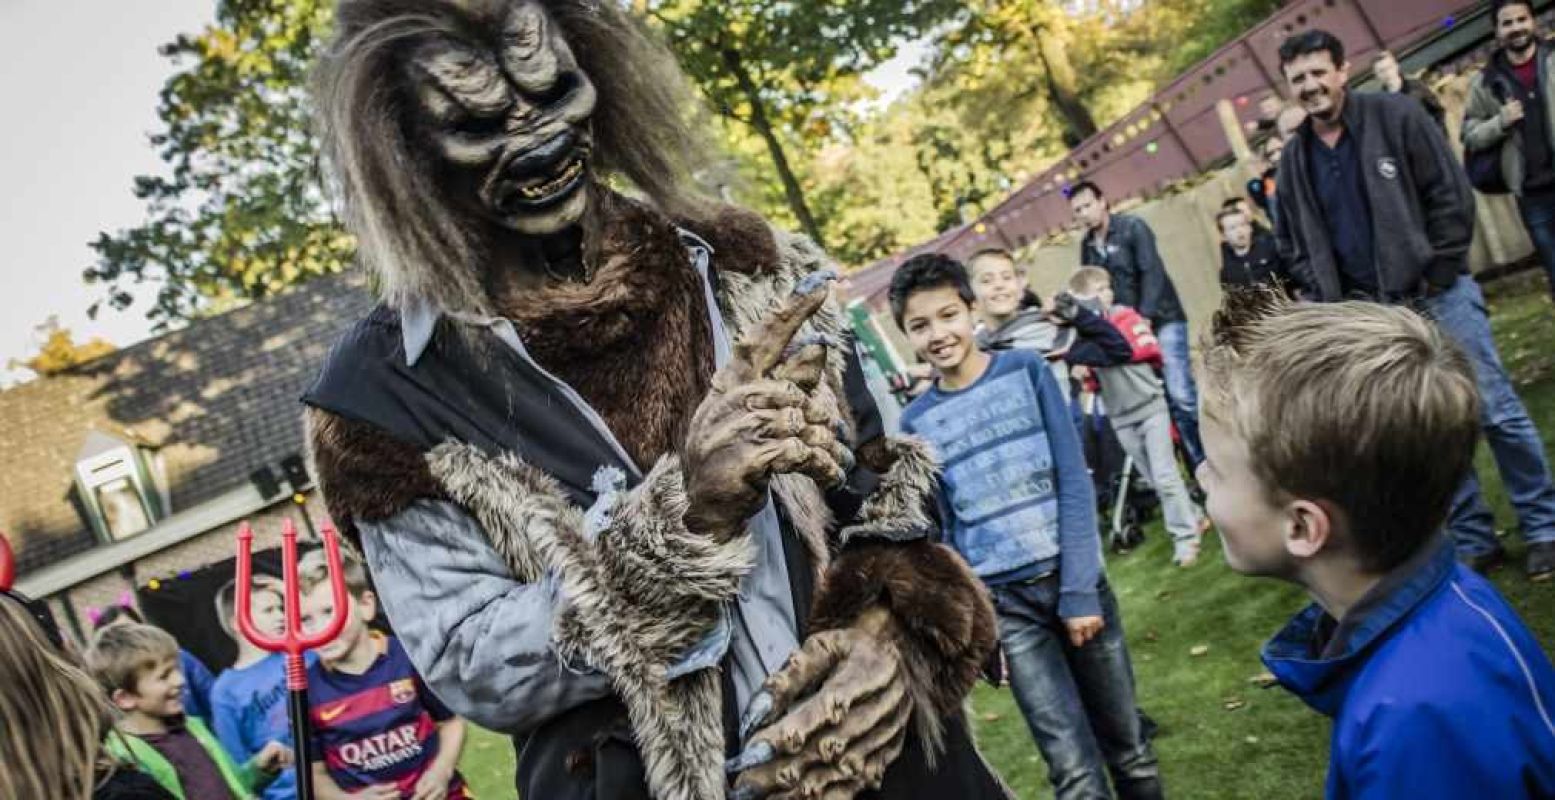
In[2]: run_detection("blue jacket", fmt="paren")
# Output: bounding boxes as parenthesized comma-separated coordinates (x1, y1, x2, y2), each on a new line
(1264, 539, 1555, 798)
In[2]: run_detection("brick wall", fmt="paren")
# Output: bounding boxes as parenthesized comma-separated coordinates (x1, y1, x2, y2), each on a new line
(50, 491, 331, 647)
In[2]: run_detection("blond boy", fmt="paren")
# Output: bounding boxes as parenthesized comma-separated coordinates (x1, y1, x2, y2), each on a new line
(298, 548, 468, 800)
(1197, 291, 1555, 798)
(92, 623, 290, 800)
(210, 575, 308, 800)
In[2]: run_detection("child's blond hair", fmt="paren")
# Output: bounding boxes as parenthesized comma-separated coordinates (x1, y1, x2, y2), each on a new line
(86, 623, 179, 697)
(1068, 266, 1111, 296)
(215, 574, 284, 641)
(299, 546, 371, 598)
(1200, 289, 1480, 572)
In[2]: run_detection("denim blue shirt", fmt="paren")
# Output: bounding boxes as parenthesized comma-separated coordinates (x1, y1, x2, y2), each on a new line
(902, 350, 1102, 618)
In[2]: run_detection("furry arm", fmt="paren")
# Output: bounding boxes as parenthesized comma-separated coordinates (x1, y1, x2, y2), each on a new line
(809, 539, 998, 756)
(310, 410, 755, 729)
(817, 435, 997, 753)
(357, 499, 614, 733)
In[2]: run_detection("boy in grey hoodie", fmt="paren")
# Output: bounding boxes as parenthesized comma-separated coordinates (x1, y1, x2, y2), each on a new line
(1070, 267, 1207, 565)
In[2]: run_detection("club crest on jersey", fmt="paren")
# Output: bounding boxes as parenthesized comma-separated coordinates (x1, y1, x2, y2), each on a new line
(390, 679, 416, 705)
(1377, 157, 1399, 180)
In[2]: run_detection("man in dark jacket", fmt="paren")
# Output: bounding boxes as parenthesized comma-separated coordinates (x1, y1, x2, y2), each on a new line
(1371, 50, 1447, 134)
(1462, 0, 1555, 300)
(1274, 27, 1555, 580)
(1217, 205, 1288, 289)
(1073, 181, 1204, 466)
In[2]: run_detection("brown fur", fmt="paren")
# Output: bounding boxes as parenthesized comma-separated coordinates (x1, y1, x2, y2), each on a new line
(809, 539, 998, 757)
(676, 203, 781, 277)
(489, 191, 716, 471)
(306, 407, 445, 548)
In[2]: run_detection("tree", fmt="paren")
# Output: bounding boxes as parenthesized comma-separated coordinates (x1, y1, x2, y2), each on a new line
(86, 0, 349, 330)
(642, 0, 964, 249)
(10, 317, 118, 378)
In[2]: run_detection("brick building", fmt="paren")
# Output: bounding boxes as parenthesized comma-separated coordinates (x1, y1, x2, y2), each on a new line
(1, 270, 375, 647)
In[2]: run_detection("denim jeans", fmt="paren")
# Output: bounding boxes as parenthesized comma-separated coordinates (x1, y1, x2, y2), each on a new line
(1517, 188, 1555, 300)
(992, 575, 1163, 800)
(1154, 321, 1204, 467)
(1423, 275, 1555, 555)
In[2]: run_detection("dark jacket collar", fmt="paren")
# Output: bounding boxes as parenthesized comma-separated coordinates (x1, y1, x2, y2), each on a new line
(1295, 90, 1367, 147)
(1262, 536, 1457, 717)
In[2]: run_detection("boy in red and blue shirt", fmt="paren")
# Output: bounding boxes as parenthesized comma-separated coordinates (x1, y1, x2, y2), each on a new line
(300, 549, 468, 800)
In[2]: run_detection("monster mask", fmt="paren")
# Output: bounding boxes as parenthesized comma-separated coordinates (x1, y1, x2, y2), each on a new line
(405, 2, 599, 235)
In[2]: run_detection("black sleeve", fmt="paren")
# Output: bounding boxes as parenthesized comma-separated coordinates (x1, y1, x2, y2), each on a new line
(842, 335, 885, 447)
(826, 336, 887, 525)
(1273, 147, 1318, 296)
(1061, 305, 1132, 367)
(1130, 221, 1169, 321)
(1401, 99, 1476, 289)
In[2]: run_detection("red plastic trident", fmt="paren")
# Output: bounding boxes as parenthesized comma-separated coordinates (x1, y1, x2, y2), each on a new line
(236, 518, 349, 800)
(0, 533, 14, 591)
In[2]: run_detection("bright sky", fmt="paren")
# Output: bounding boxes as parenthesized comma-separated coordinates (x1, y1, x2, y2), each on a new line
(0, 0, 215, 386)
(0, 3, 926, 387)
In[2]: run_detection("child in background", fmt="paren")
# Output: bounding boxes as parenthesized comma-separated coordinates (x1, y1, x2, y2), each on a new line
(968, 247, 1133, 394)
(890, 254, 1162, 800)
(299, 548, 468, 800)
(90, 623, 291, 800)
(96, 605, 217, 724)
(1198, 291, 1555, 797)
(210, 575, 311, 800)
(1069, 267, 1207, 566)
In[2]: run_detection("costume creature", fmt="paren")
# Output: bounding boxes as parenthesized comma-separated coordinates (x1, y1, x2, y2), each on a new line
(302, 2, 1006, 798)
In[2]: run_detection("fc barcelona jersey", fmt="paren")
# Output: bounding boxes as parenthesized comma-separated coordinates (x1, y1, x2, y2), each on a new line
(306, 634, 468, 798)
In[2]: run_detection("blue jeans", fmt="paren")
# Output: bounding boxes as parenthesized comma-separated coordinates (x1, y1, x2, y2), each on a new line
(1155, 321, 1204, 467)
(1518, 188, 1555, 300)
(1424, 275, 1555, 555)
(992, 576, 1163, 800)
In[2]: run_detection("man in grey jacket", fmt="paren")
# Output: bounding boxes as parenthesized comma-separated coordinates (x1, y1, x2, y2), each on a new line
(1462, 0, 1555, 300)
(1274, 28, 1555, 579)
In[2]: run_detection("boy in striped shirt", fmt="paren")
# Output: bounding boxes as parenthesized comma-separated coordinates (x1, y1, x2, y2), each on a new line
(300, 549, 468, 800)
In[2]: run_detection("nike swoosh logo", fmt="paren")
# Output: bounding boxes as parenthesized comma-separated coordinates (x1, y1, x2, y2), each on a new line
(319, 704, 349, 722)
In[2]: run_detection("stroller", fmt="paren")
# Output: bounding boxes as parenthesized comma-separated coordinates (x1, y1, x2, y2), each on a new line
(1077, 392, 1158, 552)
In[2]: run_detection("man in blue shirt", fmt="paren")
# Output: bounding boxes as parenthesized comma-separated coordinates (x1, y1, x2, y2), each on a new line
(890, 253, 1162, 800)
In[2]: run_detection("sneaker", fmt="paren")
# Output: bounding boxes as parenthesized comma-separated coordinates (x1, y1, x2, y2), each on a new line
(1462, 546, 1507, 576)
(1528, 541, 1555, 582)
(1172, 536, 1201, 567)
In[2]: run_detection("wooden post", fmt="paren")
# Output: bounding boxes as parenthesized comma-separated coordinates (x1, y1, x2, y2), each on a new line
(1217, 98, 1254, 168)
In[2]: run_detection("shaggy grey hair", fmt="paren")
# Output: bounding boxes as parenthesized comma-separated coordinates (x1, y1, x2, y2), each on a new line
(313, 0, 714, 315)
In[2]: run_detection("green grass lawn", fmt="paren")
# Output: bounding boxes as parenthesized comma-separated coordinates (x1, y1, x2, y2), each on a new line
(455, 271, 1555, 798)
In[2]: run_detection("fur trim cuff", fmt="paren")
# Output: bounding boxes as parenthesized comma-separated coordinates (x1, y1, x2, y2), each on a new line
(426, 442, 748, 800)
(840, 436, 940, 544)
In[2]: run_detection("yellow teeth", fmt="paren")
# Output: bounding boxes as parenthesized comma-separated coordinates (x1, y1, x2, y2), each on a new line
(518, 157, 584, 200)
